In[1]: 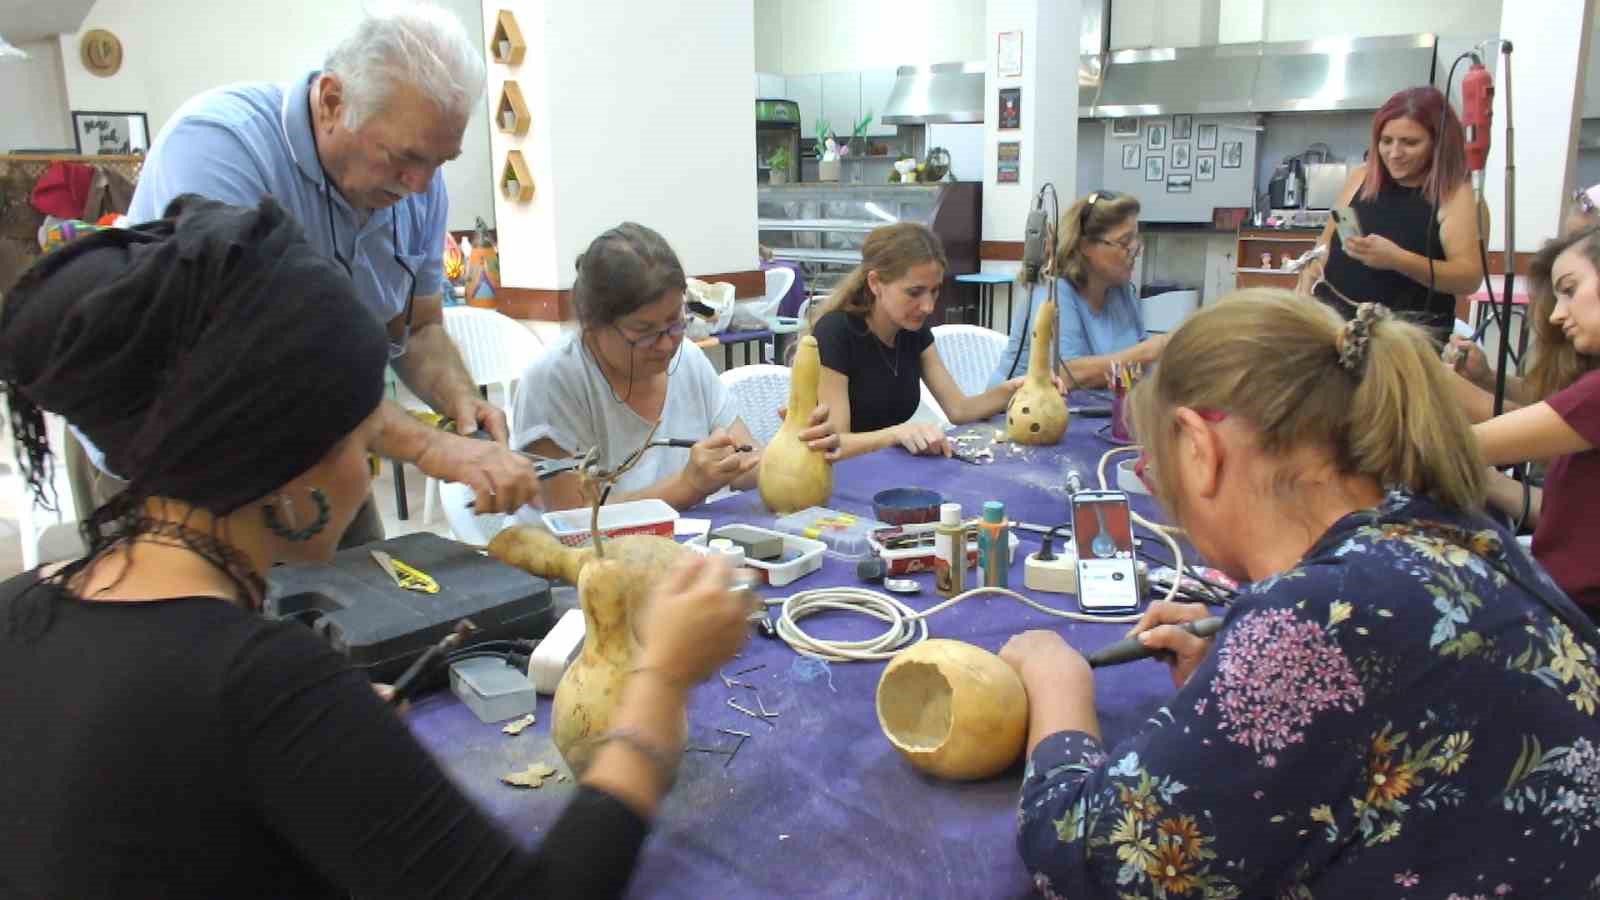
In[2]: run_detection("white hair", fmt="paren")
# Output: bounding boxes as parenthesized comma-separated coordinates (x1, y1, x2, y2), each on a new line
(323, 1, 486, 130)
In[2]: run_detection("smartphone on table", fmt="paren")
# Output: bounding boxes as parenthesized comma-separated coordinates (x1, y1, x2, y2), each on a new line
(1071, 490, 1142, 616)
(1331, 206, 1364, 243)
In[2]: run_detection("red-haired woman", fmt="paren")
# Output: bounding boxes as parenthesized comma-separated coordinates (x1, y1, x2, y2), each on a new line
(1297, 86, 1484, 335)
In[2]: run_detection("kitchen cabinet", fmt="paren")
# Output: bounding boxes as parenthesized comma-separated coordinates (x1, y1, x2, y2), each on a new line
(786, 74, 822, 139)
(821, 72, 862, 142)
(861, 68, 899, 137)
(756, 72, 786, 101)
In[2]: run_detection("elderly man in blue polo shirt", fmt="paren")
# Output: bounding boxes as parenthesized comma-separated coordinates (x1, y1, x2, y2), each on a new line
(65, 2, 539, 544)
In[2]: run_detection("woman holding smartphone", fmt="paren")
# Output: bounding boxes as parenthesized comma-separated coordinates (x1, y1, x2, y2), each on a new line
(1295, 86, 1483, 335)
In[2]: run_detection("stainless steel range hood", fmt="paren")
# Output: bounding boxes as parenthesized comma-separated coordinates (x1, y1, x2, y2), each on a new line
(881, 62, 986, 125)
(1080, 33, 1437, 118)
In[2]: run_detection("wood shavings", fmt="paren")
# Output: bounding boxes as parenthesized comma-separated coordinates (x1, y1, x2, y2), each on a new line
(501, 761, 559, 788)
(502, 713, 536, 735)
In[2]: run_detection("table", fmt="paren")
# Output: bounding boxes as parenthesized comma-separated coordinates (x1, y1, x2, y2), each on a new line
(954, 271, 1019, 331)
(407, 413, 1177, 898)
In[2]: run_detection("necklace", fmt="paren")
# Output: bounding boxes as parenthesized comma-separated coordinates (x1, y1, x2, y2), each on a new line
(875, 334, 901, 377)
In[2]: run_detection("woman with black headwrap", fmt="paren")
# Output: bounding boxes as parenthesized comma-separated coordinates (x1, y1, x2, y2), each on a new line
(0, 196, 752, 899)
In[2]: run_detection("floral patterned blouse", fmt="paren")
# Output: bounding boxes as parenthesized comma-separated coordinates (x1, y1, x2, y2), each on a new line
(1018, 491, 1600, 899)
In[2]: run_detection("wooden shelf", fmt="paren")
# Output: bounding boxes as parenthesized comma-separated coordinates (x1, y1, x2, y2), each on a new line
(491, 10, 526, 65)
(501, 150, 534, 203)
(496, 81, 530, 135)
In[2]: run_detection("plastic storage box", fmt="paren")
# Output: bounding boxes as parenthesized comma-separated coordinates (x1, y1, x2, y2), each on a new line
(449, 657, 538, 723)
(542, 498, 678, 547)
(771, 506, 890, 560)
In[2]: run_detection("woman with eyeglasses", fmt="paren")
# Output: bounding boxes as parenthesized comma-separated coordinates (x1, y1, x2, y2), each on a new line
(1295, 86, 1484, 335)
(808, 222, 1031, 458)
(986, 191, 1167, 390)
(515, 222, 838, 511)
(1446, 225, 1600, 623)
(1001, 288, 1600, 898)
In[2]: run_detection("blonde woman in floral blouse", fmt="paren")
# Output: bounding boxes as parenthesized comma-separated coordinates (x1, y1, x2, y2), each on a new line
(1002, 290, 1600, 899)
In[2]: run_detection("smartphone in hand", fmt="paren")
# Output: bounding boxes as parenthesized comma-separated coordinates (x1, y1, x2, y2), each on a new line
(1332, 206, 1364, 243)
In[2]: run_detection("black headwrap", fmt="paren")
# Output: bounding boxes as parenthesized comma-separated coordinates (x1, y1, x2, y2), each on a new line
(0, 194, 388, 518)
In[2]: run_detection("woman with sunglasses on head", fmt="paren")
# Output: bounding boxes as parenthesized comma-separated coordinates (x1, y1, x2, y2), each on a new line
(809, 222, 1031, 458)
(1002, 289, 1600, 898)
(515, 222, 838, 511)
(0, 197, 756, 898)
(986, 191, 1166, 391)
(1296, 86, 1483, 335)
(1446, 225, 1600, 623)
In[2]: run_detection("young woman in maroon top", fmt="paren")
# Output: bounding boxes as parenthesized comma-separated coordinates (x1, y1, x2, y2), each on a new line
(1449, 224, 1600, 621)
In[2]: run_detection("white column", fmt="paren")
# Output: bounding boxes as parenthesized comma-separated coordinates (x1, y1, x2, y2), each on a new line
(1481, 0, 1596, 251)
(1219, 0, 1265, 44)
(485, 0, 757, 296)
(982, 0, 1081, 270)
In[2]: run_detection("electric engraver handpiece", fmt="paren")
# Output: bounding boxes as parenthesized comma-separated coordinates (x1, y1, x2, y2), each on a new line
(1087, 616, 1225, 668)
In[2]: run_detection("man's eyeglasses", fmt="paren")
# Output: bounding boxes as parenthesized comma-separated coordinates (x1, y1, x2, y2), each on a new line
(324, 190, 417, 360)
(614, 318, 689, 349)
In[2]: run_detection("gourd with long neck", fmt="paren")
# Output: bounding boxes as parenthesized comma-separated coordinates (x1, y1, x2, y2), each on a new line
(1005, 299, 1068, 444)
(759, 335, 833, 513)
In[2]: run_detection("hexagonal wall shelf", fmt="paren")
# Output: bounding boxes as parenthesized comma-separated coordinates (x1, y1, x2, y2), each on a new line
(501, 150, 534, 203)
(496, 81, 530, 135)
(491, 10, 526, 66)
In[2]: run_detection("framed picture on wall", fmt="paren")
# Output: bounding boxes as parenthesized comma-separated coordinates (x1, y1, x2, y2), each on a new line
(1171, 142, 1192, 170)
(71, 110, 150, 155)
(1221, 141, 1243, 168)
(1112, 116, 1139, 137)
(1167, 174, 1193, 193)
(1145, 155, 1165, 182)
(1173, 114, 1193, 140)
(997, 31, 1023, 78)
(998, 87, 1021, 129)
(997, 141, 1021, 183)
(1121, 143, 1140, 170)
(1197, 123, 1218, 150)
(1196, 155, 1216, 181)
(1145, 123, 1167, 151)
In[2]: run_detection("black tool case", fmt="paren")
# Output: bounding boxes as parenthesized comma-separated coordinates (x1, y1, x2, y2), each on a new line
(265, 532, 554, 683)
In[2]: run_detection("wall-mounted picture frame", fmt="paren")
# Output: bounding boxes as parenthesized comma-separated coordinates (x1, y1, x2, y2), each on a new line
(1145, 122, 1167, 151)
(998, 87, 1021, 129)
(1196, 155, 1217, 181)
(1221, 140, 1243, 169)
(1167, 174, 1193, 193)
(1172, 114, 1193, 140)
(1121, 143, 1140, 170)
(1112, 116, 1139, 137)
(1197, 123, 1218, 151)
(997, 31, 1023, 78)
(1171, 141, 1192, 171)
(71, 110, 149, 155)
(1145, 155, 1165, 182)
(997, 141, 1021, 183)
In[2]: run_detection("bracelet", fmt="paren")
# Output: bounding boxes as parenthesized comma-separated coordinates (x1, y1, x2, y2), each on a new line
(581, 727, 681, 789)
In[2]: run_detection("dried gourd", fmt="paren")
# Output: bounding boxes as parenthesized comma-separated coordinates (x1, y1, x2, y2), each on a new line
(758, 335, 834, 512)
(875, 639, 1028, 780)
(1005, 299, 1068, 444)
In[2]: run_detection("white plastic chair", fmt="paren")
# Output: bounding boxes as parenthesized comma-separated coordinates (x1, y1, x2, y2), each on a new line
(719, 364, 791, 446)
(932, 324, 1009, 396)
(3, 411, 82, 571)
(421, 307, 546, 522)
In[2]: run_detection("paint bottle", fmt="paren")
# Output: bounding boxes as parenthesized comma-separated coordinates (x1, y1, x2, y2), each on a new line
(933, 502, 966, 597)
(978, 500, 1009, 588)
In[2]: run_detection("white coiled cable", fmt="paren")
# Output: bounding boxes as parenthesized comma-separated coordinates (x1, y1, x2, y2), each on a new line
(766, 446, 1190, 662)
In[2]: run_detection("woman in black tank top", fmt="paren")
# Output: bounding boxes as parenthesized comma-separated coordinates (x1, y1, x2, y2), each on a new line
(1303, 87, 1484, 337)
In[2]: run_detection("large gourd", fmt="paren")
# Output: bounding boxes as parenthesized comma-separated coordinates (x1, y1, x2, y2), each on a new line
(759, 334, 834, 513)
(1005, 299, 1068, 444)
(488, 525, 685, 770)
(875, 639, 1028, 780)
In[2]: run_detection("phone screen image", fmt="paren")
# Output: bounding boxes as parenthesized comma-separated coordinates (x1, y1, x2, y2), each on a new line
(1072, 491, 1141, 613)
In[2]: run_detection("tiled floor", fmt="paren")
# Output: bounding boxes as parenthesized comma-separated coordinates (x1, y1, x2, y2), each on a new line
(0, 460, 453, 581)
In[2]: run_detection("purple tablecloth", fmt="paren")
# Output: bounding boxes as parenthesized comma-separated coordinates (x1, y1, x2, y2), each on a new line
(408, 410, 1179, 899)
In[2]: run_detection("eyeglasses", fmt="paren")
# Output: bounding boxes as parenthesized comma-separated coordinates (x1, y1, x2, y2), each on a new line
(613, 318, 689, 349)
(1092, 234, 1144, 257)
(321, 172, 417, 361)
(1133, 409, 1227, 494)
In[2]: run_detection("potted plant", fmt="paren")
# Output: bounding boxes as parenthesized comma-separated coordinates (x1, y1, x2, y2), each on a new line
(767, 146, 791, 185)
(814, 119, 841, 182)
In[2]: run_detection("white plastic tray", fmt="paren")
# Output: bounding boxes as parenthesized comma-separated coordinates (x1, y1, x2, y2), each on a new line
(541, 499, 678, 547)
(712, 524, 825, 587)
